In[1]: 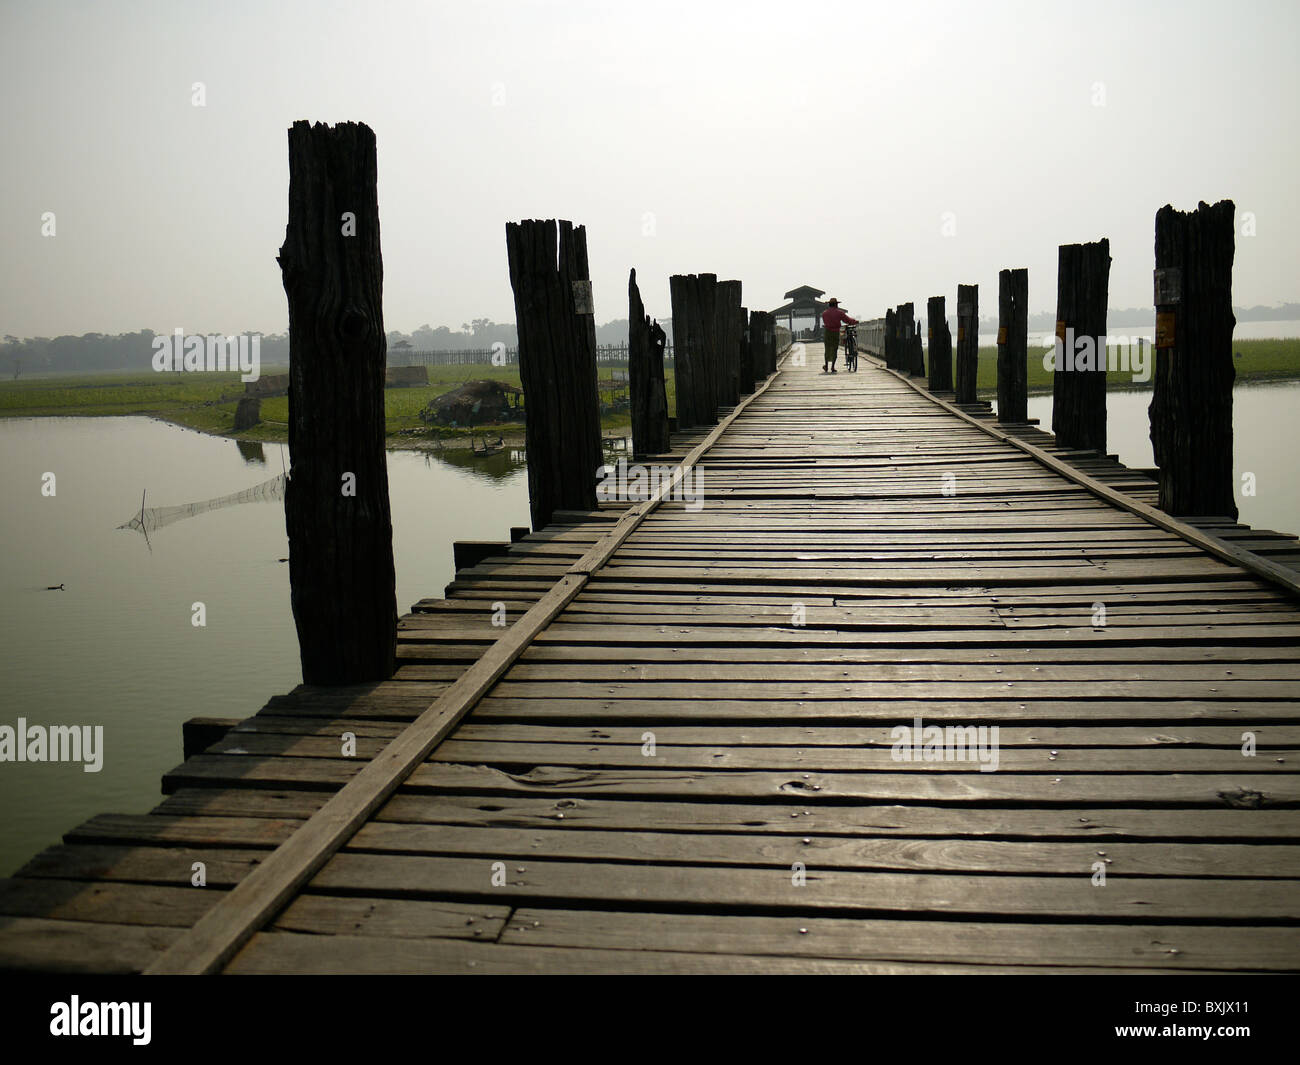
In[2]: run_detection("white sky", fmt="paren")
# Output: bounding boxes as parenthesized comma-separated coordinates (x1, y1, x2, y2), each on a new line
(1, 0, 1297, 338)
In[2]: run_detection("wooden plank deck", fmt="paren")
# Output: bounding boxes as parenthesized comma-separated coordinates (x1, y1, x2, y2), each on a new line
(3, 349, 1299, 974)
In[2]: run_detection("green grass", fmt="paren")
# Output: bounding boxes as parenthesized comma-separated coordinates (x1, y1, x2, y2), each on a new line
(0, 362, 652, 443)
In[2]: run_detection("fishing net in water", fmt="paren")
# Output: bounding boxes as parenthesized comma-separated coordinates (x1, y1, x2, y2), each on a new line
(117, 474, 286, 535)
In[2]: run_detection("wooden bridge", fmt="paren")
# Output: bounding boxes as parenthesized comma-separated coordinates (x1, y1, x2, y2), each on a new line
(3, 346, 1299, 974)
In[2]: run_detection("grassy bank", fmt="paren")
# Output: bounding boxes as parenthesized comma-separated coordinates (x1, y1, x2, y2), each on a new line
(0, 362, 657, 446)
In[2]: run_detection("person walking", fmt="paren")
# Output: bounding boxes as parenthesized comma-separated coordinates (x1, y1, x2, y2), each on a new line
(821, 298, 857, 374)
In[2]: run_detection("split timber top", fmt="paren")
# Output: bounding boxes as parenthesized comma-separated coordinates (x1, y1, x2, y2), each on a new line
(3, 350, 1300, 975)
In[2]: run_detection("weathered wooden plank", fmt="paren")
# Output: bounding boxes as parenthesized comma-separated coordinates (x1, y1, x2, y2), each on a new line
(306, 852, 1300, 919)
(503, 908, 1300, 971)
(227, 930, 1157, 974)
(0, 876, 218, 927)
(154, 789, 1300, 840)
(61, 817, 1300, 876)
(272, 894, 509, 940)
(200, 729, 1299, 774)
(0, 916, 178, 974)
(471, 696, 1300, 723)
(226, 718, 1300, 748)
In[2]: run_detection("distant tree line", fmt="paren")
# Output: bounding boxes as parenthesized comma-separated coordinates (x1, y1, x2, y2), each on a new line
(1, 331, 292, 378)
(384, 317, 673, 352)
(3, 317, 681, 377)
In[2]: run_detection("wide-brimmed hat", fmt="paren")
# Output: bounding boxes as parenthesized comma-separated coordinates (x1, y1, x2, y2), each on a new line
(827, 297, 839, 306)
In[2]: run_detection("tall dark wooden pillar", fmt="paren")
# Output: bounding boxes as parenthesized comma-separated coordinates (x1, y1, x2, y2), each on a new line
(1051, 239, 1110, 452)
(927, 296, 952, 391)
(506, 218, 603, 530)
(697, 274, 721, 421)
(629, 268, 670, 458)
(884, 308, 898, 369)
(278, 120, 396, 684)
(897, 303, 914, 374)
(997, 268, 1029, 423)
(669, 274, 698, 428)
(954, 285, 979, 404)
(911, 314, 926, 377)
(717, 279, 742, 406)
(738, 306, 755, 394)
(1148, 201, 1237, 519)
(751, 310, 775, 376)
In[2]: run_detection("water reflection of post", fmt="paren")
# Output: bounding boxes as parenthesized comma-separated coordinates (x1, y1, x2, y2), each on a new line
(235, 439, 267, 465)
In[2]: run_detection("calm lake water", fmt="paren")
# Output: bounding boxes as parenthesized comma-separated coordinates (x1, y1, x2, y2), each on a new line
(0, 417, 530, 874)
(1024, 380, 1300, 536)
(2, 385, 1298, 873)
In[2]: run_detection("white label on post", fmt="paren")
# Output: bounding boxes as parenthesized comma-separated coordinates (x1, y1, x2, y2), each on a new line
(1154, 267, 1181, 306)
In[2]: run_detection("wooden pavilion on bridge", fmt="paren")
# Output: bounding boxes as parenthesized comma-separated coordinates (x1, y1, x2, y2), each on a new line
(771, 284, 829, 339)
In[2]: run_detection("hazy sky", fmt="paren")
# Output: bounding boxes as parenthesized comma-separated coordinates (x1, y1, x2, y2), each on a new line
(2, 0, 1297, 339)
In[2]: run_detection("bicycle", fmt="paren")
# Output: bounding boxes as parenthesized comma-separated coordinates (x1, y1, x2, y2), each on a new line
(843, 324, 858, 372)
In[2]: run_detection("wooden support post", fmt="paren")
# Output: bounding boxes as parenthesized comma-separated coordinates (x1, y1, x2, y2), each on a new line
(997, 268, 1029, 423)
(926, 296, 952, 391)
(453, 540, 507, 571)
(278, 120, 396, 684)
(751, 309, 775, 378)
(1051, 240, 1110, 452)
(738, 306, 756, 394)
(912, 314, 926, 377)
(669, 274, 698, 428)
(884, 308, 898, 369)
(1148, 201, 1237, 519)
(747, 311, 763, 380)
(717, 279, 742, 406)
(897, 303, 912, 372)
(182, 717, 240, 761)
(954, 285, 979, 404)
(697, 274, 721, 421)
(628, 268, 670, 458)
(505, 218, 603, 530)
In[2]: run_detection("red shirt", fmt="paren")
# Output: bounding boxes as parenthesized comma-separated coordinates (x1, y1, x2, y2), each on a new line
(822, 306, 857, 331)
